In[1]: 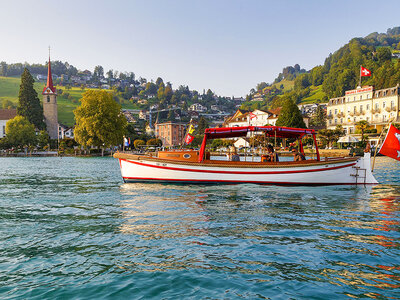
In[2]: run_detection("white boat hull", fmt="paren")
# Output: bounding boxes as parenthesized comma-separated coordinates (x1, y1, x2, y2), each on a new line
(117, 153, 378, 185)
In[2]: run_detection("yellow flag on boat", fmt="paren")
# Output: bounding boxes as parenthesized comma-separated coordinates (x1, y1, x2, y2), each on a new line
(188, 124, 195, 135)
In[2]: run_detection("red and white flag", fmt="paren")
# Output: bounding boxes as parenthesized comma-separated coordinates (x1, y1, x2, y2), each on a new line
(249, 112, 257, 119)
(184, 133, 195, 144)
(361, 66, 371, 77)
(379, 124, 400, 161)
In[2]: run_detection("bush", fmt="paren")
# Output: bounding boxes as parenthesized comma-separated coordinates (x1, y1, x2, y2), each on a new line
(146, 138, 162, 146)
(134, 139, 145, 149)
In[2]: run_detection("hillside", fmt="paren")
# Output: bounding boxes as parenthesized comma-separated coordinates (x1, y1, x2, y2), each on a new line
(0, 76, 138, 126)
(244, 26, 400, 110)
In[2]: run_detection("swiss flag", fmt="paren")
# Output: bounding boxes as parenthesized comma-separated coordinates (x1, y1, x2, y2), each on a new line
(361, 66, 371, 77)
(184, 133, 195, 144)
(249, 112, 257, 119)
(379, 124, 400, 161)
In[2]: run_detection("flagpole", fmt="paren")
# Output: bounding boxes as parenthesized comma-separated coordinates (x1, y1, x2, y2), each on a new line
(359, 65, 361, 87)
(372, 119, 393, 172)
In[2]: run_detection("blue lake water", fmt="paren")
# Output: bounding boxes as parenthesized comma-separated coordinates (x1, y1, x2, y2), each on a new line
(0, 156, 399, 299)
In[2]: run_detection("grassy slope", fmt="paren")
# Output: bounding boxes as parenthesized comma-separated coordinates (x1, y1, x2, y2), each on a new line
(301, 85, 326, 104)
(0, 76, 137, 126)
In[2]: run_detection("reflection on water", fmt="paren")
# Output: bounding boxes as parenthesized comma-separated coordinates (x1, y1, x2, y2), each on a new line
(0, 157, 399, 299)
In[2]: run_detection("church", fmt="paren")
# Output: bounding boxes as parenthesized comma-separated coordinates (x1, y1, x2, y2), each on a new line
(42, 55, 59, 139)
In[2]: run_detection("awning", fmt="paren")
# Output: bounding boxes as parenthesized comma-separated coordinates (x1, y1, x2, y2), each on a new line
(337, 136, 359, 143)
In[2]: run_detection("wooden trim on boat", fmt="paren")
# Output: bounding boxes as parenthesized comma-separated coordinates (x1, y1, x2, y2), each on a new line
(113, 152, 358, 168)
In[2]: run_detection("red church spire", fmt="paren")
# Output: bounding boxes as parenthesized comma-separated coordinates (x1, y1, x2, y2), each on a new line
(42, 48, 56, 94)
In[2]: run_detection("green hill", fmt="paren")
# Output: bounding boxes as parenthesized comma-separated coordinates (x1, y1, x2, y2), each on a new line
(0, 76, 137, 126)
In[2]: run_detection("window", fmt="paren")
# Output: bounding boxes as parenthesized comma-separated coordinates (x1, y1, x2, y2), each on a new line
(353, 96, 356, 101)
(375, 114, 379, 119)
(366, 104, 370, 110)
(350, 127, 354, 134)
(334, 119, 337, 124)
(383, 102, 386, 108)
(354, 117, 356, 122)
(391, 100, 395, 109)
(343, 128, 347, 134)
(360, 95, 362, 100)
(353, 106, 356, 113)
(375, 103, 379, 110)
(367, 94, 369, 99)
(329, 120, 332, 125)
(334, 109, 337, 115)
(360, 105, 363, 112)
(47, 96, 50, 102)
(2, 125, 5, 135)
(383, 115, 386, 121)
(340, 118, 343, 124)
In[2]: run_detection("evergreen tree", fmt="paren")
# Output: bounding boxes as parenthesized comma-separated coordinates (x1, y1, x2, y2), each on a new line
(197, 116, 209, 134)
(17, 68, 45, 130)
(310, 105, 326, 128)
(276, 99, 306, 128)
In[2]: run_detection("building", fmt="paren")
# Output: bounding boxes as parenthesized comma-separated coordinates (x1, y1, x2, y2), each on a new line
(58, 124, 74, 139)
(155, 121, 186, 147)
(189, 103, 207, 113)
(326, 85, 400, 134)
(42, 55, 59, 139)
(0, 109, 17, 138)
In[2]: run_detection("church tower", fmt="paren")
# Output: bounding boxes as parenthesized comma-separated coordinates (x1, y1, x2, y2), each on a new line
(42, 52, 58, 139)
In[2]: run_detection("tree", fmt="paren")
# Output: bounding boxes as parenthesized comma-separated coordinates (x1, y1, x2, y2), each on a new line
(276, 99, 306, 128)
(310, 105, 326, 128)
(355, 120, 370, 142)
(318, 128, 343, 148)
(37, 130, 50, 149)
(17, 68, 45, 130)
(93, 65, 104, 79)
(376, 47, 392, 63)
(197, 116, 209, 134)
(4, 116, 37, 148)
(74, 90, 127, 154)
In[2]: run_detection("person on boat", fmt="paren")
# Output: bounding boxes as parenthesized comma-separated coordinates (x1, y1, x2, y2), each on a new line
(292, 148, 306, 161)
(230, 146, 240, 161)
(267, 145, 279, 162)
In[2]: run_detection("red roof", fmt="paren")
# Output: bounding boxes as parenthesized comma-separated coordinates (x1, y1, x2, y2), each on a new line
(42, 57, 56, 94)
(0, 109, 17, 120)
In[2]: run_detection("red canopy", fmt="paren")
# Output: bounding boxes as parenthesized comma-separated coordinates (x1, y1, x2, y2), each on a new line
(204, 126, 315, 139)
(198, 126, 318, 162)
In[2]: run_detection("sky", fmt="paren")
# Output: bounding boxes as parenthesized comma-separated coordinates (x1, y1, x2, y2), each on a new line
(0, 0, 399, 96)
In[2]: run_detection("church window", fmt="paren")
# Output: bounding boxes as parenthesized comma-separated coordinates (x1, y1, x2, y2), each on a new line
(47, 96, 50, 102)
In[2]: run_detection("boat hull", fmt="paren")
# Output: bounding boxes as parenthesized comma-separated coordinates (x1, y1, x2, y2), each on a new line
(116, 153, 378, 185)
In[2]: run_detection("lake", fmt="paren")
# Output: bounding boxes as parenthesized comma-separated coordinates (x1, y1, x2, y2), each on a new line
(0, 156, 399, 299)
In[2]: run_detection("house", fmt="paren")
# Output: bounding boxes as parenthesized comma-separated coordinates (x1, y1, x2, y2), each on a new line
(224, 109, 249, 127)
(189, 103, 207, 113)
(58, 124, 74, 139)
(234, 138, 250, 148)
(138, 99, 148, 105)
(123, 111, 136, 123)
(139, 110, 148, 120)
(146, 123, 155, 136)
(0, 109, 17, 138)
(155, 121, 186, 147)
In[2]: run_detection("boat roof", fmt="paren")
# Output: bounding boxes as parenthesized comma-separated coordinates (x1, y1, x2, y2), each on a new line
(204, 126, 315, 139)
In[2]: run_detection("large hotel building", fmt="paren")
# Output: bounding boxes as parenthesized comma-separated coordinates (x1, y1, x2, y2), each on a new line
(327, 85, 400, 136)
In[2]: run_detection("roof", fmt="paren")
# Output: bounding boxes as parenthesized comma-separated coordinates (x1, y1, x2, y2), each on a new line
(42, 56, 56, 95)
(267, 107, 282, 116)
(204, 126, 315, 139)
(0, 109, 17, 120)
